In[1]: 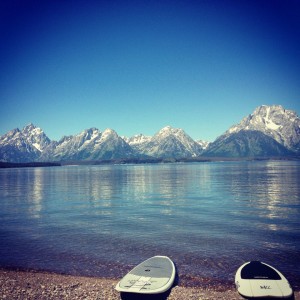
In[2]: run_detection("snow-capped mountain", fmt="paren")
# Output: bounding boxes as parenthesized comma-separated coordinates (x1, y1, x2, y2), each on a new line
(129, 126, 204, 158)
(22, 123, 51, 152)
(1, 104, 299, 163)
(123, 134, 152, 149)
(0, 124, 51, 162)
(225, 105, 300, 152)
(204, 105, 300, 157)
(41, 128, 136, 161)
(204, 130, 293, 157)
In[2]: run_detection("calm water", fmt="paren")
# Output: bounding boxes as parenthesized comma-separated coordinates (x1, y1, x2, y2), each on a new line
(0, 161, 299, 288)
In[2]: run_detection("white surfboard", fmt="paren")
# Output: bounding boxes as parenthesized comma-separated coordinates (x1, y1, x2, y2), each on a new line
(115, 256, 176, 294)
(235, 261, 293, 299)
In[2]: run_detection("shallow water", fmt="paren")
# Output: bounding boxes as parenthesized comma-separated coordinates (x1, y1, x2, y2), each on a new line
(0, 161, 299, 288)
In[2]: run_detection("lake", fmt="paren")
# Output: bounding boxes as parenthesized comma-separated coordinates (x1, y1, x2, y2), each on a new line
(0, 161, 299, 289)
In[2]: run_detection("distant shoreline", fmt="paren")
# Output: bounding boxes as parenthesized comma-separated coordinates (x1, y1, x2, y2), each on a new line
(1, 156, 300, 168)
(0, 162, 62, 168)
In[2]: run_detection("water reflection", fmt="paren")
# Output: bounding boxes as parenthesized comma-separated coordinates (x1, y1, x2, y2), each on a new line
(1, 162, 298, 225)
(0, 162, 299, 288)
(29, 168, 44, 218)
(20, 165, 210, 210)
(0, 168, 46, 219)
(226, 161, 300, 231)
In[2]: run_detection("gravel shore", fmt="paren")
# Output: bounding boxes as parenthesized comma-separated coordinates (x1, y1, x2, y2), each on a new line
(0, 269, 298, 300)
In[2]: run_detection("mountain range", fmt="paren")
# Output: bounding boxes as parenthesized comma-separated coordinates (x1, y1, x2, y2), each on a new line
(1, 105, 299, 163)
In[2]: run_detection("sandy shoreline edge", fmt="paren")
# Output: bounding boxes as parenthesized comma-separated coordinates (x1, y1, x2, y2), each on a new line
(0, 269, 299, 300)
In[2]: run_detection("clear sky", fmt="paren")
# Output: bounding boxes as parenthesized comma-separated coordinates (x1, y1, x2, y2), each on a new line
(1, 0, 300, 142)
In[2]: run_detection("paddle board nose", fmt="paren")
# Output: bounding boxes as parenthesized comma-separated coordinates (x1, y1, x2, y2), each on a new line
(235, 261, 293, 299)
(115, 256, 176, 294)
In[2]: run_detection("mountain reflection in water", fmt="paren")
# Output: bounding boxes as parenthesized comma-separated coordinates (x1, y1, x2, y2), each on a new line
(0, 161, 299, 289)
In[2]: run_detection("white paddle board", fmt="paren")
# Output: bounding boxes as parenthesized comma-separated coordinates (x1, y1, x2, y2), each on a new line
(235, 261, 293, 298)
(115, 256, 176, 294)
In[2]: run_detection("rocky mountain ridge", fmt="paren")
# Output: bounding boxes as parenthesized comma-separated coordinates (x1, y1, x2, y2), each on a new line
(126, 126, 204, 158)
(0, 124, 51, 163)
(1, 105, 299, 162)
(40, 128, 136, 161)
(224, 105, 300, 153)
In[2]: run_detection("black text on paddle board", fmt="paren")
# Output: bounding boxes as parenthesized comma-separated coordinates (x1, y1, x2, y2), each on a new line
(260, 285, 271, 289)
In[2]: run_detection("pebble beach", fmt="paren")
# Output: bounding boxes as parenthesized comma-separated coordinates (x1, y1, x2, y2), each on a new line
(1, 269, 299, 300)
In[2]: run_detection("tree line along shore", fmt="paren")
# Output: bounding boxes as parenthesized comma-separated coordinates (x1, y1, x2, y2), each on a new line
(1, 156, 300, 168)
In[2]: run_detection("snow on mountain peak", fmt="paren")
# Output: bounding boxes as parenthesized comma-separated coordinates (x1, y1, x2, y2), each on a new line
(19, 123, 51, 152)
(161, 125, 172, 130)
(101, 128, 118, 140)
(1, 104, 299, 163)
(124, 134, 151, 145)
(156, 126, 185, 138)
(23, 123, 37, 131)
(158, 125, 173, 134)
(0, 124, 49, 162)
(225, 104, 300, 152)
(103, 128, 115, 134)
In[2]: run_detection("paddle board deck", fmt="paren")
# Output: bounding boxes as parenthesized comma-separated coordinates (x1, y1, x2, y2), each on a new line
(115, 256, 176, 294)
(235, 261, 293, 299)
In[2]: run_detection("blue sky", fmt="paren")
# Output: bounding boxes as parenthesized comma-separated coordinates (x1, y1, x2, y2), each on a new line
(1, 0, 300, 142)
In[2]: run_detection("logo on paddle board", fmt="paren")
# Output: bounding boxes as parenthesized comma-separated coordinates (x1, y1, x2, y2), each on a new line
(260, 285, 271, 289)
